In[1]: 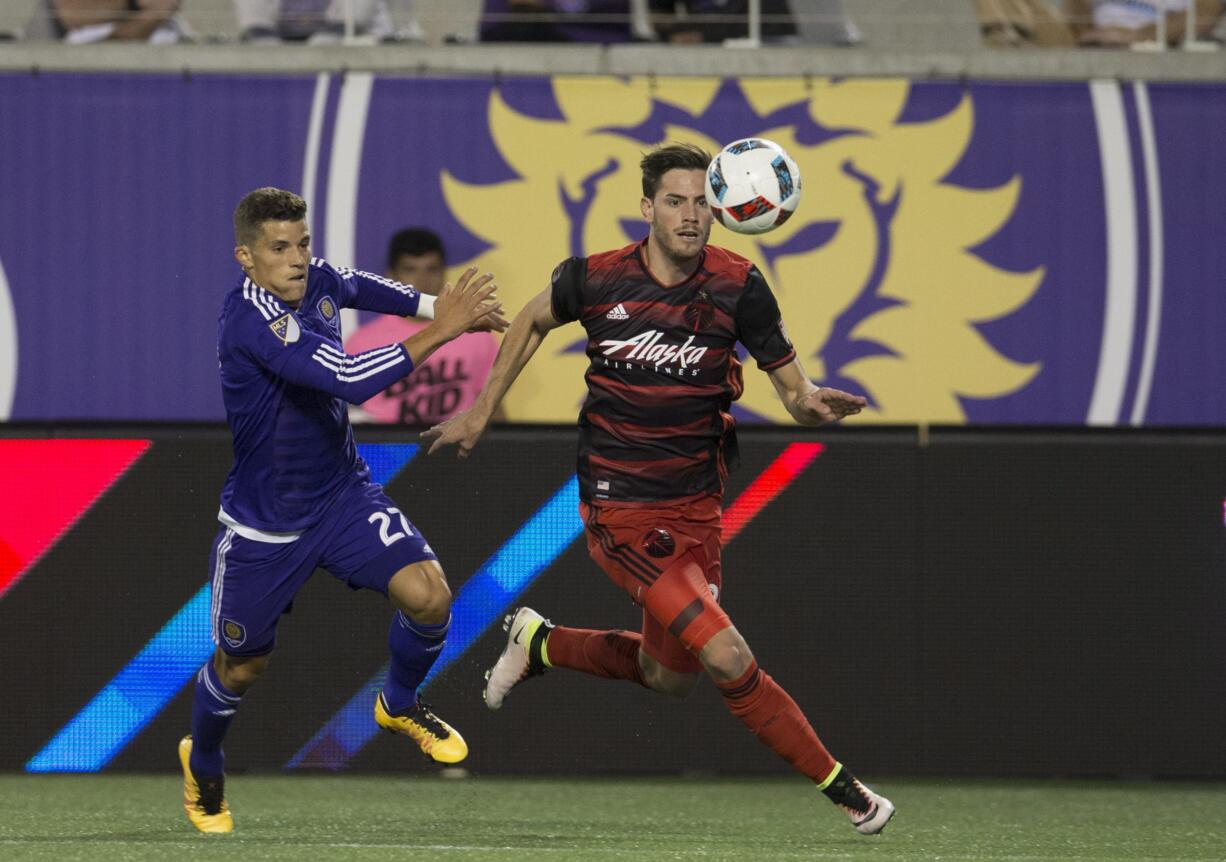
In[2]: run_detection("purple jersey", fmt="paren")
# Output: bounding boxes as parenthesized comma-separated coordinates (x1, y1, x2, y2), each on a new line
(217, 257, 424, 533)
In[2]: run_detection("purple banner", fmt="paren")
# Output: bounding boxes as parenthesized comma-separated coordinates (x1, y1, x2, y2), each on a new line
(1, 73, 1223, 424)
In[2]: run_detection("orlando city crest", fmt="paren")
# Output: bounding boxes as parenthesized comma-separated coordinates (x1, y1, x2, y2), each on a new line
(317, 296, 337, 322)
(222, 619, 247, 649)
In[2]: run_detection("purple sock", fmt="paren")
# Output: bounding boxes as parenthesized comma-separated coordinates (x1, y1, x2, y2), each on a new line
(383, 611, 450, 713)
(189, 662, 241, 778)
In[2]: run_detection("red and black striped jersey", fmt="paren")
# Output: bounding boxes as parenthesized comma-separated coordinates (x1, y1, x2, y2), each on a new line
(551, 240, 795, 505)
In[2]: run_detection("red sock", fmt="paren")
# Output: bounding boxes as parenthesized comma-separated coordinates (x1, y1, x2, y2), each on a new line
(716, 660, 837, 782)
(544, 626, 647, 687)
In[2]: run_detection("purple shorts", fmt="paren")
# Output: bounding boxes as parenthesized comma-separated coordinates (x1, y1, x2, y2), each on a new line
(208, 481, 436, 656)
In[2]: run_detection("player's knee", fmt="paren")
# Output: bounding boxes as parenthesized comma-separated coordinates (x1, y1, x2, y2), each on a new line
(698, 628, 754, 683)
(650, 668, 700, 699)
(638, 654, 700, 699)
(389, 562, 452, 624)
(411, 589, 451, 625)
(404, 578, 452, 624)
(216, 651, 270, 693)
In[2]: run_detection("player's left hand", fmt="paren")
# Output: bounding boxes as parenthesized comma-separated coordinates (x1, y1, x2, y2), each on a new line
(422, 406, 489, 459)
(798, 387, 867, 424)
(469, 305, 510, 333)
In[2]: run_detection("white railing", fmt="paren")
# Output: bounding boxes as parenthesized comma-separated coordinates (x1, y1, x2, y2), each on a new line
(1, 0, 1222, 69)
(1128, 0, 1220, 52)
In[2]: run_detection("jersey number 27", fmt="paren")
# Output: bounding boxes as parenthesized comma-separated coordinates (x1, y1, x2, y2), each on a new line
(369, 507, 413, 546)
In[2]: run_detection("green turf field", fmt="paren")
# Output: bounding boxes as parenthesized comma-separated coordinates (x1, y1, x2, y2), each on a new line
(0, 774, 1222, 861)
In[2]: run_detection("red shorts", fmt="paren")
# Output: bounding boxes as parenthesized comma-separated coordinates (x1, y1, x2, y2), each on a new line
(580, 495, 731, 674)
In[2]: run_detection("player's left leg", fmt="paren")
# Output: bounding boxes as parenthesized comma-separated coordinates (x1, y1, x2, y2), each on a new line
(643, 555, 895, 836)
(375, 559, 467, 763)
(699, 625, 894, 834)
(322, 482, 466, 764)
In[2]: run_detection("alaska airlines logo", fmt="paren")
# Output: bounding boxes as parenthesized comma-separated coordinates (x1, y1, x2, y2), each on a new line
(444, 77, 1039, 423)
(598, 330, 708, 370)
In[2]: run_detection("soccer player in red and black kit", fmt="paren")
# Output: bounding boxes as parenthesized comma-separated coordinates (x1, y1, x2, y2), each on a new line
(423, 143, 894, 835)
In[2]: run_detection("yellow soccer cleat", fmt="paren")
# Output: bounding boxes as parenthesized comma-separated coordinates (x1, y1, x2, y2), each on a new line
(178, 736, 233, 834)
(374, 693, 469, 764)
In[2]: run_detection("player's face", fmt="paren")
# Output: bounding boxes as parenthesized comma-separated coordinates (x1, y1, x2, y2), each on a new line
(642, 168, 713, 265)
(388, 251, 445, 296)
(235, 220, 312, 307)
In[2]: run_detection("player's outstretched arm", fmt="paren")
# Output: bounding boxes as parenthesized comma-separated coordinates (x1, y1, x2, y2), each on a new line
(401, 267, 503, 367)
(767, 358, 867, 426)
(422, 287, 562, 458)
(336, 262, 509, 332)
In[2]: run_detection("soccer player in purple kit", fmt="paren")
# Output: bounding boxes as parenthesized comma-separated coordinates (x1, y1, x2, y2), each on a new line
(178, 187, 506, 834)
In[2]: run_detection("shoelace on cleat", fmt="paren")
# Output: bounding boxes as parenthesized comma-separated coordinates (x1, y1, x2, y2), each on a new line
(404, 701, 450, 739)
(844, 801, 877, 825)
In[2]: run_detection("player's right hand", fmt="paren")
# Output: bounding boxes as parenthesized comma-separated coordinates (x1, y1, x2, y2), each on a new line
(422, 407, 488, 459)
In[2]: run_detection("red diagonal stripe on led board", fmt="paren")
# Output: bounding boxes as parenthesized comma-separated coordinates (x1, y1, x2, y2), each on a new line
(723, 442, 825, 542)
(0, 440, 151, 599)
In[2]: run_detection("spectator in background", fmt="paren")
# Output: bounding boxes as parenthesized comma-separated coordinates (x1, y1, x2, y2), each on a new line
(650, 0, 799, 44)
(345, 229, 503, 426)
(478, 0, 643, 43)
(28, 0, 190, 43)
(973, 0, 1076, 46)
(234, 0, 423, 43)
(1066, 0, 1223, 46)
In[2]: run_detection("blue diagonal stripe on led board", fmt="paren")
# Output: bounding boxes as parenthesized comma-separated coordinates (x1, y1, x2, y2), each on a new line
(25, 444, 419, 772)
(287, 474, 582, 769)
(357, 443, 420, 487)
(26, 586, 216, 772)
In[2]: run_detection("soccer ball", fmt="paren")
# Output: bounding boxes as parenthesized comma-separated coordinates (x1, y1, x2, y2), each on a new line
(705, 138, 802, 235)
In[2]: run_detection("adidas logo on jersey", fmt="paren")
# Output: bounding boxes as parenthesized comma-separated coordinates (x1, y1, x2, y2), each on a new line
(606, 303, 630, 320)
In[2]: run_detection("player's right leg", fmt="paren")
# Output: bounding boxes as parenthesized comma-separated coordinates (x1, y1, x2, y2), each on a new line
(482, 606, 552, 709)
(181, 525, 312, 834)
(483, 607, 701, 708)
(484, 502, 712, 708)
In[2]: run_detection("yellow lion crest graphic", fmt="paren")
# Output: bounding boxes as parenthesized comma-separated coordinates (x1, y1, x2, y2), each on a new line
(444, 77, 1040, 424)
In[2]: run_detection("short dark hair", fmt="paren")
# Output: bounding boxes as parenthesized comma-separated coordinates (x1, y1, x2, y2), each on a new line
(640, 143, 712, 199)
(387, 227, 446, 269)
(234, 187, 307, 245)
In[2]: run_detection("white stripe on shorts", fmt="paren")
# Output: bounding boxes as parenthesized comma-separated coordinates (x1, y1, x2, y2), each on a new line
(211, 528, 234, 647)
